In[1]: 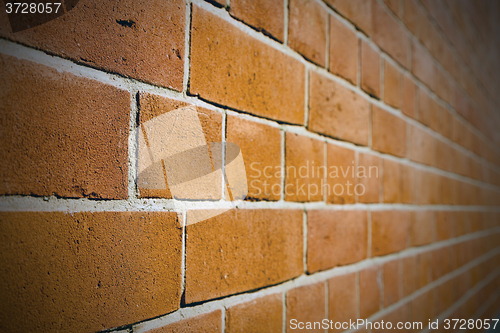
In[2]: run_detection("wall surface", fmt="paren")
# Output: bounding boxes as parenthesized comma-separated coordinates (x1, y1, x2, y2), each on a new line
(1, 0, 500, 332)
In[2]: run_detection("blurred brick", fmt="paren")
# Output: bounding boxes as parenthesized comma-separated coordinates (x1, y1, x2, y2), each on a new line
(416, 170, 442, 205)
(402, 255, 417, 296)
(185, 209, 303, 303)
(361, 41, 381, 98)
(329, 15, 358, 84)
(286, 283, 326, 333)
(191, 5, 305, 124)
(418, 89, 440, 131)
(326, 144, 356, 204)
(323, 0, 372, 35)
(383, 61, 402, 108)
(230, 0, 284, 41)
(359, 266, 381, 319)
(411, 40, 436, 93)
(328, 273, 357, 331)
(371, 211, 410, 256)
(146, 310, 221, 333)
(411, 291, 435, 327)
(226, 294, 282, 333)
(410, 125, 437, 166)
(307, 210, 367, 272)
(416, 251, 432, 288)
(382, 159, 415, 204)
(410, 211, 436, 246)
(371, 106, 407, 157)
(357, 153, 380, 203)
(432, 247, 453, 281)
(384, 260, 400, 307)
(402, 74, 417, 119)
(309, 71, 370, 145)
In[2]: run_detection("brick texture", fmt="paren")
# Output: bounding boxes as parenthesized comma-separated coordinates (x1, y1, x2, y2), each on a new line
(371, 106, 407, 157)
(329, 15, 358, 84)
(146, 310, 221, 333)
(361, 41, 381, 98)
(226, 294, 282, 333)
(359, 266, 381, 318)
(328, 273, 357, 330)
(286, 283, 326, 333)
(229, 0, 284, 41)
(371, 211, 410, 256)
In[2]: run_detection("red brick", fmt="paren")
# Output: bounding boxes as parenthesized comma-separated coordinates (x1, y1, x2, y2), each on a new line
(436, 212, 456, 241)
(432, 247, 453, 280)
(409, 125, 436, 166)
(371, 106, 407, 157)
(371, 211, 410, 256)
(0, 0, 186, 90)
(361, 41, 381, 98)
(328, 273, 357, 330)
(436, 279, 456, 314)
(309, 71, 370, 145)
(411, 290, 435, 326)
(418, 89, 440, 131)
(285, 132, 324, 202)
(190, 5, 305, 124)
(416, 170, 442, 205)
(0, 54, 129, 199)
(229, 0, 284, 41)
(372, 0, 408, 67)
(329, 15, 358, 84)
(372, 305, 411, 333)
(0, 211, 182, 333)
(402, 256, 417, 296)
(146, 311, 221, 333)
(227, 116, 281, 201)
(307, 210, 367, 273)
(416, 251, 432, 288)
(226, 294, 282, 333)
(288, 0, 327, 66)
(384, 260, 400, 307)
(384, 0, 401, 17)
(410, 211, 436, 246)
(402, 74, 417, 118)
(357, 153, 380, 203)
(185, 209, 303, 303)
(359, 266, 381, 319)
(286, 283, 326, 333)
(323, 0, 373, 35)
(382, 160, 415, 204)
(326, 144, 356, 204)
(400, 164, 416, 204)
(411, 40, 436, 93)
(383, 60, 402, 108)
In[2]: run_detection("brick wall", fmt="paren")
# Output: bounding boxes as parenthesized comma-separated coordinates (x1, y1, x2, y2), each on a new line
(1, 0, 500, 332)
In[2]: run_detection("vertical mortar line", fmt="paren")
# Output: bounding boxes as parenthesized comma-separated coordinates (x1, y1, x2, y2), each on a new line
(325, 14, 330, 72)
(282, 292, 287, 333)
(304, 67, 310, 127)
(222, 111, 227, 200)
(225, 0, 230, 9)
(180, 211, 187, 297)
(367, 210, 372, 258)
(355, 271, 360, 320)
(127, 90, 140, 199)
(182, 0, 192, 95)
(284, 0, 289, 45)
(280, 129, 286, 202)
(303, 210, 308, 273)
(221, 306, 226, 333)
(324, 281, 329, 333)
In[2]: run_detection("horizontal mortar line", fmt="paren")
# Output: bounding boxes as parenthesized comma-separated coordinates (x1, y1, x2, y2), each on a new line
(1, 196, 500, 212)
(129, 232, 500, 333)
(470, 284, 500, 321)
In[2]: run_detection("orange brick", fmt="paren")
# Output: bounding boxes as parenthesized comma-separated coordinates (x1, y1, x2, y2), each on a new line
(411, 40, 436, 93)
(329, 15, 358, 84)
(416, 170, 442, 205)
(0, 211, 182, 333)
(226, 294, 282, 333)
(359, 266, 381, 319)
(432, 247, 453, 280)
(410, 211, 436, 246)
(383, 61, 402, 108)
(328, 273, 357, 330)
(382, 160, 415, 204)
(286, 283, 326, 333)
(436, 212, 455, 241)
(416, 251, 432, 288)
(288, 0, 327, 66)
(229, 0, 284, 41)
(410, 125, 436, 166)
(384, 0, 401, 17)
(436, 279, 456, 314)
(418, 89, 440, 131)
(0, 0, 186, 90)
(309, 71, 370, 145)
(400, 164, 416, 204)
(402, 74, 417, 118)
(190, 5, 305, 124)
(411, 290, 435, 326)
(323, 0, 373, 35)
(285, 132, 324, 202)
(402, 256, 417, 296)
(326, 144, 356, 204)
(307, 210, 367, 273)
(371, 106, 407, 157)
(146, 311, 221, 333)
(357, 153, 380, 203)
(0, 54, 129, 199)
(371, 211, 410, 256)
(185, 209, 303, 303)
(372, 305, 411, 333)
(372, 1, 408, 67)
(384, 260, 400, 307)
(361, 41, 381, 98)
(227, 116, 281, 201)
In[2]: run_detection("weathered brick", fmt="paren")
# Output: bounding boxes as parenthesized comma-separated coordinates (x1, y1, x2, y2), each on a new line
(227, 116, 281, 201)
(402, 74, 417, 118)
(226, 294, 282, 333)
(190, 5, 305, 124)
(359, 266, 381, 319)
(329, 15, 358, 84)
(0, 211, 182, 333)
(410, 211, 436, 246)
(288, 0, 327, 66)
(383, 60, 402, 108)
(384, 260, 400, 307)
(0, 54, 129, 199)
(371, 211, 410, 256)
(145, 311, 221, 333)
(357, 153, 380, 203)
(326, 144, 356, 204)
(0, 0, 186, 90)
(309, 71, 370, 145)
(307, 210, 367, 273)
(410, 125, 437, 166)
(286, 283, 326, 333)
(372, 0, 408, 67)
(285, 132, 324, 202)
(361, 41, 381, 98)
(323, 0, 372, 35)
(185, 209, 303, 303)
(371, 106, 407, 157)
(229, 0, 284, 41)
(328, 273, 357, 331)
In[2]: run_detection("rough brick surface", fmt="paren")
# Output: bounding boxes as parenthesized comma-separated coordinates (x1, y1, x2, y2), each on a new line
(226, 294, 282, 333)
(190, 5, 305, 124)
(326, 144, 356, 204)
(371, 211, 410, 256)
(307, 210, 367, 272)
(0, 54, 129, 199)
(0, 0, 186, 90)
(309, 71, 370, 145)
(371, 106, 407, 157)
(361, 41, 381, 98)
(328, 273, 357, 331)
(359, 266, 381, 318)
(329, 15, 358, 84)
(288, 0, 327, 66)
(286, 283, 326, 333)
(0, 211, 182, 333)
(146, 310, 221, 333)
(185, 209, 303, 303)
(230, 0, 284, 41)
